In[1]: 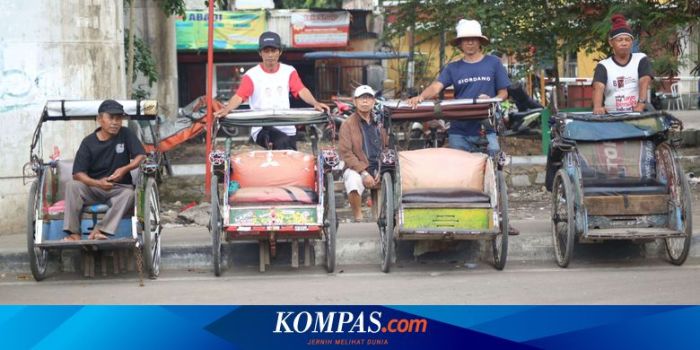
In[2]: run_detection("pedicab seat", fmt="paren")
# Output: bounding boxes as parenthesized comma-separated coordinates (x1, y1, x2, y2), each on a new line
(582, 178, 668, 196)
(229, 150, 317, 205)
(401, 189, 490, 204)
(576, 140, 667, 196)
(83, 204, 110, 214)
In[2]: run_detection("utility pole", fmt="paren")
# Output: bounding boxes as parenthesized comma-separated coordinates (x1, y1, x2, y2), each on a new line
(204, 0, 215, 197)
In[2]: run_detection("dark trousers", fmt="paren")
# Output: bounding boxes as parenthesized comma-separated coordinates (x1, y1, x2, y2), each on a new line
(254, 126, 297, 150)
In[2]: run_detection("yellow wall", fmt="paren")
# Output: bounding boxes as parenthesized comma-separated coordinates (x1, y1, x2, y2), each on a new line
(577, 49, 606, 78)
(387, 34, 462, 92)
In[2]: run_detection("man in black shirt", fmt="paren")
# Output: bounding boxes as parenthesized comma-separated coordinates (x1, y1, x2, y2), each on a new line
(63, 100, 146, 241)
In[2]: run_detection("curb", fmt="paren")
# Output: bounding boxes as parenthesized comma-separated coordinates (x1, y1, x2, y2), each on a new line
(2, 225, 698, 275)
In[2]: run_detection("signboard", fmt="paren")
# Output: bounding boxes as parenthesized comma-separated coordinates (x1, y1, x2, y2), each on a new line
(290, 11, 349, 48)
(176, 10, 265, 50)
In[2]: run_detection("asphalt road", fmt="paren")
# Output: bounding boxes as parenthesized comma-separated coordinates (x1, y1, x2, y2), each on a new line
(1, 259, 699, 304)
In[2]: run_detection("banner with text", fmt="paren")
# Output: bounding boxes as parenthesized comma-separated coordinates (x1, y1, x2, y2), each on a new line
(291, 11, 349, 48)
(176, 10, 265, 50)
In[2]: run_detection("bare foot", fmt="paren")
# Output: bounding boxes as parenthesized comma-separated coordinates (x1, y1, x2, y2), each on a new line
(88, 230, 109, 240)
(62, 233, 81, 242)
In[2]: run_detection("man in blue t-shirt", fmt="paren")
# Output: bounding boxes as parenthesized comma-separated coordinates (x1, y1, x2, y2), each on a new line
(408, 19, 509, 155)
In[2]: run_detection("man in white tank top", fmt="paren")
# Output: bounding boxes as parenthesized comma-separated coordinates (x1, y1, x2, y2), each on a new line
(593, 14, 653, 115)
(214, 31, 329, 149)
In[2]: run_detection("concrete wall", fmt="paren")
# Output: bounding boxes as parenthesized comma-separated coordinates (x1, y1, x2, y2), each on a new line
(0, 0, 125, 235)
(130, 0, 179, 117)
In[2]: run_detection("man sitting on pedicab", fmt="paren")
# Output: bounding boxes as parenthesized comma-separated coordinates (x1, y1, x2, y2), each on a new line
(338, 85, 388, 222)
(407, 19, 510, 155)
(214, 31, 330, 150)
(62, 100, 146, 241)
(592, 14, 653, 115)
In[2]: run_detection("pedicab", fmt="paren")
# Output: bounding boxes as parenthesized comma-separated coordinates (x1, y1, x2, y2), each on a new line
(26, 100, 162, 280)
(377, 98, 509, 272)
(209, 108, 338, 275)
(547, 110, 692, 267)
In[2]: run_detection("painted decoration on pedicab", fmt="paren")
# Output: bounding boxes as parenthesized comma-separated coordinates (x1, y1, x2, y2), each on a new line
(175, 11, 265, 50)
(290, 11, 349, 48)
(402, 208, 492, 231)
(229, 207, 318, 226)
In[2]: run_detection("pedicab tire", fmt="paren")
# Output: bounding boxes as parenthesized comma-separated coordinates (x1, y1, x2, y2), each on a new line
(324, 172, 337, 273)
(143, 177, 161, 279)
(665, 160, 692, 265)
(27, 180, 48, 281)
(492, 170, 508, 270)
(211, 174, 223, 276)
(551, 169, 575, 268)
(380, 172, 394, 273)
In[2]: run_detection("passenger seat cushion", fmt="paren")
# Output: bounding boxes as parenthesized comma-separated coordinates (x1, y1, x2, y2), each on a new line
(229, 186, 318, 204)
(402, 188, 490, 204)
(577, 140, 656, 181)
(399, 148, 486, 192)
(231, 150, 316, 188)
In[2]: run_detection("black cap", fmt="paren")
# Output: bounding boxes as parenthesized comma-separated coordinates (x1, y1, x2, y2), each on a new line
(258, 31, 282, 50)
(98, 99, 125, 115)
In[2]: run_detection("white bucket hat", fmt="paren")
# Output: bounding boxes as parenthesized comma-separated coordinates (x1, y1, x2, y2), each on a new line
(353, 85, 376, 98)
(451, 19, 490, 46)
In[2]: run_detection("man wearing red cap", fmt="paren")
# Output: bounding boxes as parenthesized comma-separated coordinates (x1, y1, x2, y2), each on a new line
(593, 14, 653, 114)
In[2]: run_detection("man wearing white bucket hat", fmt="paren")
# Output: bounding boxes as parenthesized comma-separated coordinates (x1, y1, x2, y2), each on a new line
(408, 19, 509, 155)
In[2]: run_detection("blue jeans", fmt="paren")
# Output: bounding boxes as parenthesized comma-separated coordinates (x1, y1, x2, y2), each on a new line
(448, 132, 500, 156)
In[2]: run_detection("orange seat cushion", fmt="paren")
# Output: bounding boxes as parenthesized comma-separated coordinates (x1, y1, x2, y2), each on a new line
(231, 150, 316, 189)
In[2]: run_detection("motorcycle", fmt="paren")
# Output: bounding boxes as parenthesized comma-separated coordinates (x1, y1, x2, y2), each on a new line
(503, 83, 544, 136)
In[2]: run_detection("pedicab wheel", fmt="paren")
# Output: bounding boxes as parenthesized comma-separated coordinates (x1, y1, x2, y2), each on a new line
(27, 180, 48, 281)
(324, 172, 337, 273)
(211, 174, 223, 276)
(142, 177, 161, 279)
(492, 170, 508, 270)
(379, 172, 394, 273)
(665, 161, 692, 265)
(551, 169, 575, 268)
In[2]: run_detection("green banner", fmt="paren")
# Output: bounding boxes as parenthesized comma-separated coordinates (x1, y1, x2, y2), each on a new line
(176, 10, 265, 50)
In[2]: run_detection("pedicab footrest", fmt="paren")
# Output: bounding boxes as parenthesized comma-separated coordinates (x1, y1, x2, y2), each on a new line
(402, 189, 490, 204)
(585, 227, 684, 239)
(37, 238, 137, 248)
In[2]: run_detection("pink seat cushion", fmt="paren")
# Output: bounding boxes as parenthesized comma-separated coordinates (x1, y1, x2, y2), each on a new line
(229, 186, 318, 205)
